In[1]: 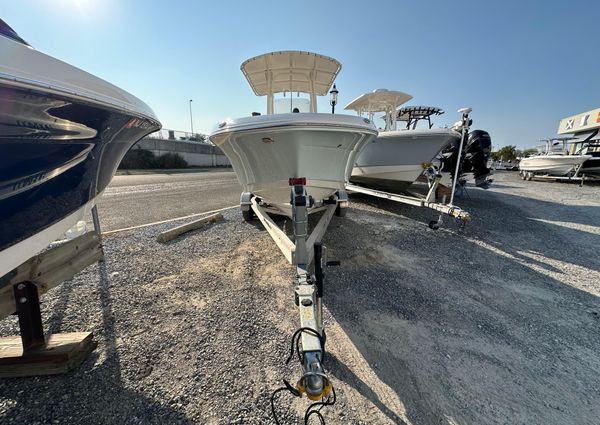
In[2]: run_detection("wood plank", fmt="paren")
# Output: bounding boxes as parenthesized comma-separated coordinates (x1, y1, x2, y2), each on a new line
(0, 232, 103, 320)
(0, 332, 97, 378)
(156, 213, 224, 243)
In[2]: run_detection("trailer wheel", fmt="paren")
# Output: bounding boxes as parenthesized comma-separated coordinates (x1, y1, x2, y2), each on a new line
(242, 208, 254, 222)
(526, 172, 533, 181)
(335, 204, 347, 217)
(428, 220, 440, 230)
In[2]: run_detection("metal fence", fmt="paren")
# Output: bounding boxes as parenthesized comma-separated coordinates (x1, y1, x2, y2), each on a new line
(147, 128, 213, 145)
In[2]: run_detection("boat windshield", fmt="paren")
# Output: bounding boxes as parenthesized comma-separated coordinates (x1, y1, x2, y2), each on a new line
(0, 19, 29, 46)
(274, 96, 311, 114)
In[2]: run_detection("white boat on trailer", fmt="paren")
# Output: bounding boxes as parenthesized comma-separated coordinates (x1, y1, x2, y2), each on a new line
(347, 95, 461, 192)
(343, 90, 471, 228)
(209, 51, 377, 415)
(519, 137, 591, 182)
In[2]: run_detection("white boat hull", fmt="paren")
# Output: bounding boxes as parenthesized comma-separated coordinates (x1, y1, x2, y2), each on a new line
(210, 113, 377, 213)
(519, 155, 591, 176)
(351, 128, 459, 192)
(0, 199, 94, 278)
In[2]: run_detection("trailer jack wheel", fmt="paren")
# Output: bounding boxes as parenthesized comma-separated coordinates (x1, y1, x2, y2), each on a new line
(428, 220, 440, 230)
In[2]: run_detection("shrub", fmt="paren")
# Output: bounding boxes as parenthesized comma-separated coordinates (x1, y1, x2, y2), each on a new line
(118, 149, 157, 169)
(155, 152, 188, 169)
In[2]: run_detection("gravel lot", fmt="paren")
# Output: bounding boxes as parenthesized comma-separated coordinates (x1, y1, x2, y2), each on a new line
(0, 171, 599, 424)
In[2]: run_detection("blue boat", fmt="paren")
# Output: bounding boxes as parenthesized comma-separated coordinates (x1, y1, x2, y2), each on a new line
(0, 19, 161, 277)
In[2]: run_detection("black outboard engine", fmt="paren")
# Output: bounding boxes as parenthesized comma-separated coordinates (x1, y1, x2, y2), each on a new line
(465, 130, 492, 187)
(440, 129, 492, 188)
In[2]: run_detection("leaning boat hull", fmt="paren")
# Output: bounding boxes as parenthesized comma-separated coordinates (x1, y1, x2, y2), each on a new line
(210, 113, 377, 213)
(351, 128, 459, 192)
(0, 33, 160, 277)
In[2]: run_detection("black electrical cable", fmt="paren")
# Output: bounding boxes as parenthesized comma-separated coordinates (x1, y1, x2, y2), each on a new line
(304, 386, 336, 425)
(271, 327, 334, 424)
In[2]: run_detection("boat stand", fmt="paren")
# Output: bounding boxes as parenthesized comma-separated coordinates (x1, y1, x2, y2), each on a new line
(244, 183, 339, 402)
(0, 219, 103, 378)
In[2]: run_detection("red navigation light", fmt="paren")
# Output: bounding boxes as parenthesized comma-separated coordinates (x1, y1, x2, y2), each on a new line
(288, 177, 306, 186)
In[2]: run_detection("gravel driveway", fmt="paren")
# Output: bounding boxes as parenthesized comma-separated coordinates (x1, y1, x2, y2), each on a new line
(0, 172, 598, 424)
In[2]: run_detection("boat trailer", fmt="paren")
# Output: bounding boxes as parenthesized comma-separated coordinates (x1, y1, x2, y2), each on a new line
(520, 167, 600, 187)
(346, 108, 474, 229)
(240, 181, 342, 422)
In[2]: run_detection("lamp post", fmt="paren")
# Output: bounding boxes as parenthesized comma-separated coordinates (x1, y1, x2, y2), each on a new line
(329, 84, 338, 114)
(189, 99, 194, 138)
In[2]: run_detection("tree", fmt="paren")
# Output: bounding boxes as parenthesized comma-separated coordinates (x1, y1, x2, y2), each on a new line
(491, 145, 517, 162)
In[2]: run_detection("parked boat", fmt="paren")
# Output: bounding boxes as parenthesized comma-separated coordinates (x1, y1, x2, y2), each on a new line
(519, 138, 590, 176)
(209, 51, 377, 216)
(345, 96, 460, 193)
(0, 19, 161, 277)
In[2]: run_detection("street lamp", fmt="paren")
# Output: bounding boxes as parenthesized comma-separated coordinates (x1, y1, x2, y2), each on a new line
(329, 84, 338, 114)
(189, 99, 194, 137)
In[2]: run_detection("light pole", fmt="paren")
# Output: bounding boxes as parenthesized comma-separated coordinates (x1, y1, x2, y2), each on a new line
(329, 84, 338, 114)
(189, 99, 194, 137)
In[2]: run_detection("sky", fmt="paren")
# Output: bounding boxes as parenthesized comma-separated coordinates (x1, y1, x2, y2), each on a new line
(3, 0, 600, 149)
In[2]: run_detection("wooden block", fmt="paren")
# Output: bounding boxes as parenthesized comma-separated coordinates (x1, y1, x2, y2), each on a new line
(0, 332, 97, 378)
(436, 184, 453, 197)
(156, 213, 224, 243)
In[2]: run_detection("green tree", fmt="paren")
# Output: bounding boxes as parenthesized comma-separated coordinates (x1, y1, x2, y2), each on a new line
(491, 145, 517, 161)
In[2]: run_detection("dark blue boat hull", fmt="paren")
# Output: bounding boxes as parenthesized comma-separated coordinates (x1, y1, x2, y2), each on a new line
(0, 83, 160, 254)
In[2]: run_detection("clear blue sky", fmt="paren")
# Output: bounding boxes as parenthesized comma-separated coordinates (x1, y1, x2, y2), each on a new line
(3, 0, 599, 149)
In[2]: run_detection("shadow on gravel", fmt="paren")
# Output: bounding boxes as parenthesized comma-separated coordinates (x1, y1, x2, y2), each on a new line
(0, 261, 194, 425)
(323, 197, 600, 424)
(327, 353, 409, 425)
(468, 188, 600, 275)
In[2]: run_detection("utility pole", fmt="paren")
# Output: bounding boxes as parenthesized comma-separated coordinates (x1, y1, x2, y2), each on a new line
(189, 99, 194, 137)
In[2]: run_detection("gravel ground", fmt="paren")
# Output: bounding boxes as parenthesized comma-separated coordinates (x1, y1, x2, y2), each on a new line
(0, 171, 599, 424)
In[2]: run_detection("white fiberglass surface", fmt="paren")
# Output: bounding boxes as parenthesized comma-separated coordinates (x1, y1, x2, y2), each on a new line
(211, 114, 376, 205)
(241, 51, 341, 96)
(0, 36, 158, 121)
(355, 129, 459, 170)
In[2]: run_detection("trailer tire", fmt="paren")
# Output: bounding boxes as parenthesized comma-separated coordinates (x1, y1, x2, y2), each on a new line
(242, 208, 254, 222)
(335, 204, 347, 217)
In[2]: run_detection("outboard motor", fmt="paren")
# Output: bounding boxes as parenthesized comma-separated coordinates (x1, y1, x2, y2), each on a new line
(440, 129, 492, 188)
(464, 130, 492, 187)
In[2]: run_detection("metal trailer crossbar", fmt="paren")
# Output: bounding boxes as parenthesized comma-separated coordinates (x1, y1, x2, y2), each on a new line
(345, 180, 471, 228)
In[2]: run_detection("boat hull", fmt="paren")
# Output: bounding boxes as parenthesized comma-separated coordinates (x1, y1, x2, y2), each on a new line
(351, 128, 459, 192)
(519, 155, 591, 176)
(0, 84, 159, 277)
(210, 113, 377, 213)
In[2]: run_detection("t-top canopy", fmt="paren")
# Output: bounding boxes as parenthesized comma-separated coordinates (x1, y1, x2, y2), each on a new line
(396, 106, 444, 121)
(395, 106, 445, 130)
(241, 51, 341, 97)
(344, 89, 413, 114)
